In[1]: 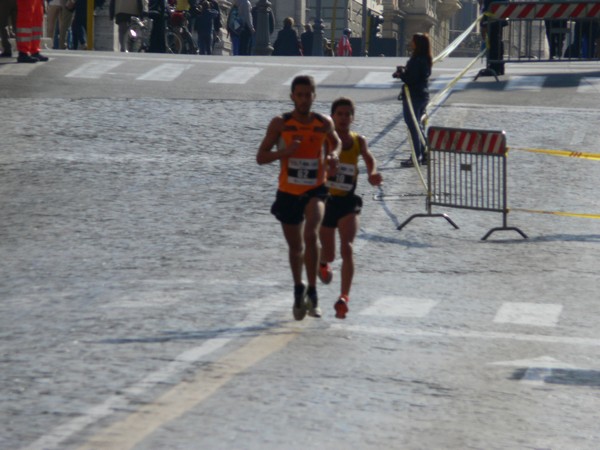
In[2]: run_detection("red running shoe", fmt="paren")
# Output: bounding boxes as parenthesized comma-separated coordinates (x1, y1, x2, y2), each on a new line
(318, 262, 333, 284)
(334, 295, 349, 319)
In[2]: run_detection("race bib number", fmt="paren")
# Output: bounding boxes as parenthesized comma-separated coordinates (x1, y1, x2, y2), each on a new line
(326, 163, 356, 191)
(288, 158, 318, 186)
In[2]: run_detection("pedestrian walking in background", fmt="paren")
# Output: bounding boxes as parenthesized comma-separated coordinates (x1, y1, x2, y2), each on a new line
(0, 0, 16, 57)
(336, 27, 352, 56)
(272, 17, 301, 56)
(300, 23, 313, 56)
(71, 0, 89, 50)
(109, 0, 148, 52)
(236, 0, 253, 55)
(195, 0, 218, 54)
(393, 32, 432, 167)
(226, 0, 242, 54)
(46, 0, 71, 49)
(207, 0, 222, 52)
(319, 97, 382, 319)
(15, 0, 48, 62)
(256, 75, 341, 320)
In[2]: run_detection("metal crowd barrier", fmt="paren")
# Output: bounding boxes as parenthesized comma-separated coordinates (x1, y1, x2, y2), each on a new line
(486, 1, 600, 65)
(397, 126, 528, 240)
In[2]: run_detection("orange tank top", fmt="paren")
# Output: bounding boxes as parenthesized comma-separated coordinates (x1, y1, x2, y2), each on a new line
(277, 112, 329, 195)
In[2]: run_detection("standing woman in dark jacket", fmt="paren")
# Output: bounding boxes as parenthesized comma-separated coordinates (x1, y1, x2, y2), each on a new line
(393, 33, 432, 167)
(272, 17, 302, 56)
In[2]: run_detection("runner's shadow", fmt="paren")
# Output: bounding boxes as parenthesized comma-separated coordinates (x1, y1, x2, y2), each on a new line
(358, 231, 431, 248)
(528, 234, 600, 243)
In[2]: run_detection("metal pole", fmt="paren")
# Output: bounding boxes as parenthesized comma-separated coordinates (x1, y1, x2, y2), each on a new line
(312, 0, 324, 56)
(87, 0, 94, 50)
(253, 0, 273, 55)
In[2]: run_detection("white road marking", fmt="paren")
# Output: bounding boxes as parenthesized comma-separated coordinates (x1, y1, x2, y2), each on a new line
(77, 329, 298, 450)
(360, 296, 438, 317)
(488, 355, 577, 369)
(209, 66, 263, 84)
(429, 75, 469, 92)
(505, 75, 545, 91)
(330, 323, 600, 347)
(283, 70, 333, 86)
(0, 62, 43, 76)
(22, 291, 289, 450)
(65, 60, 124, 79)
(577, 77, 600, 94)
(355, 71, 396, 88)
(493, 302, 562, 327)
(136, 63, 192, 81)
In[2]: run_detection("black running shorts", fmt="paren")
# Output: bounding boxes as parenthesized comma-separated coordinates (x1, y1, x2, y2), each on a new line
(271, 185, 329, 225)
(322, 193, 362, 228)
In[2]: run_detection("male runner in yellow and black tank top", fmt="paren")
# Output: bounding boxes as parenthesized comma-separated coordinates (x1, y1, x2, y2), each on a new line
(319, 97, 382, 319)
(257, 75, 341, 321)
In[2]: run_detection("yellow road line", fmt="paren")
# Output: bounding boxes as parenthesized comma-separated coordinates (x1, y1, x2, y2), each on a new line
(78, 328, 299, 450)
(511, 147, 600, 160)
(512, 208, 600, 219)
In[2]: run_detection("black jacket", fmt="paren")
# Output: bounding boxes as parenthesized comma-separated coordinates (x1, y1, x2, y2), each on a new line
(273, 28, 302, 56)
(399, 55, 431, 100)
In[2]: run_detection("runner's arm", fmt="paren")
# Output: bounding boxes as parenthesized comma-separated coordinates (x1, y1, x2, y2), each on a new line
(359, 135, 383, 186)
(256, 117, 299, 165)
(324, 117, 342, 175)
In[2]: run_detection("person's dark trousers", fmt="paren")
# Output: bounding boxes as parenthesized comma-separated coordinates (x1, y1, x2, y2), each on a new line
(72, 1, 87, 49)
(545, 20, 567, 58)
(0, 0, 16, 55)
(239, 26, 252, 55)
(402, 95, 428, 162)
(148, 2, 166, 53)
(488, 21, 504, 75)
(198, 32, 212, 54)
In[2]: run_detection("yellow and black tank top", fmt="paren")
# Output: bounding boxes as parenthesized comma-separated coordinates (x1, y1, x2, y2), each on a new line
(277, 112, 329, 195)
(326, 132, 360, 197)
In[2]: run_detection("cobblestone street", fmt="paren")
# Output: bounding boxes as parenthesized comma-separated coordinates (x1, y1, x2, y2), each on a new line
(2, 55, 600, 449)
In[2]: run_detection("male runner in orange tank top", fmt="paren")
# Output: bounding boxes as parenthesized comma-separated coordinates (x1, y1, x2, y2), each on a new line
(257, 75, 341, 321)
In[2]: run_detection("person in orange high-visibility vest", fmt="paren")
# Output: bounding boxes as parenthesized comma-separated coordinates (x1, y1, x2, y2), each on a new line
(337, 28, 352, 57)
(15, 0, 48, 63)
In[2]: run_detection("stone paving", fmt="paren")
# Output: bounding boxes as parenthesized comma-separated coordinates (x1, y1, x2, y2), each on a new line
(1, 75, 600, 449)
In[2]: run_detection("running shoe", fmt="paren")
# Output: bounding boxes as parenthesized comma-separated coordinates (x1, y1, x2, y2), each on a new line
(293, 283, 308, 321)
(318, 262, 333, 284)
(334, 295, 349, 319)
(31, 52, 49, 62)
(306, 287, 322, 318)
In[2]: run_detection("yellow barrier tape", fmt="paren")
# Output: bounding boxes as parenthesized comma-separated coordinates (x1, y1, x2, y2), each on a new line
(403, 85, 428, 193)
(512, 208, 600, 219)
(433, 15, 483, 64)
(511, 147, 600, 160)
(428, 47, 487, 109)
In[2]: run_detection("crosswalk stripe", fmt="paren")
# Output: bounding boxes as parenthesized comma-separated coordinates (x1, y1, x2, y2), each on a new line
(136, 63, 192, 81)
(360, 296, 438, 317)
(493, 302, 563, 327)
(283, 70, 333, 86)
(209, 66, 262, 84)
(577, 77, 600, 94)
(355, 71, 396, 88)
(65, 60, 123, 79)
(0, 62, 43, 76)
(429, 75, 469, 92)
(505, 75, 545, 91)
